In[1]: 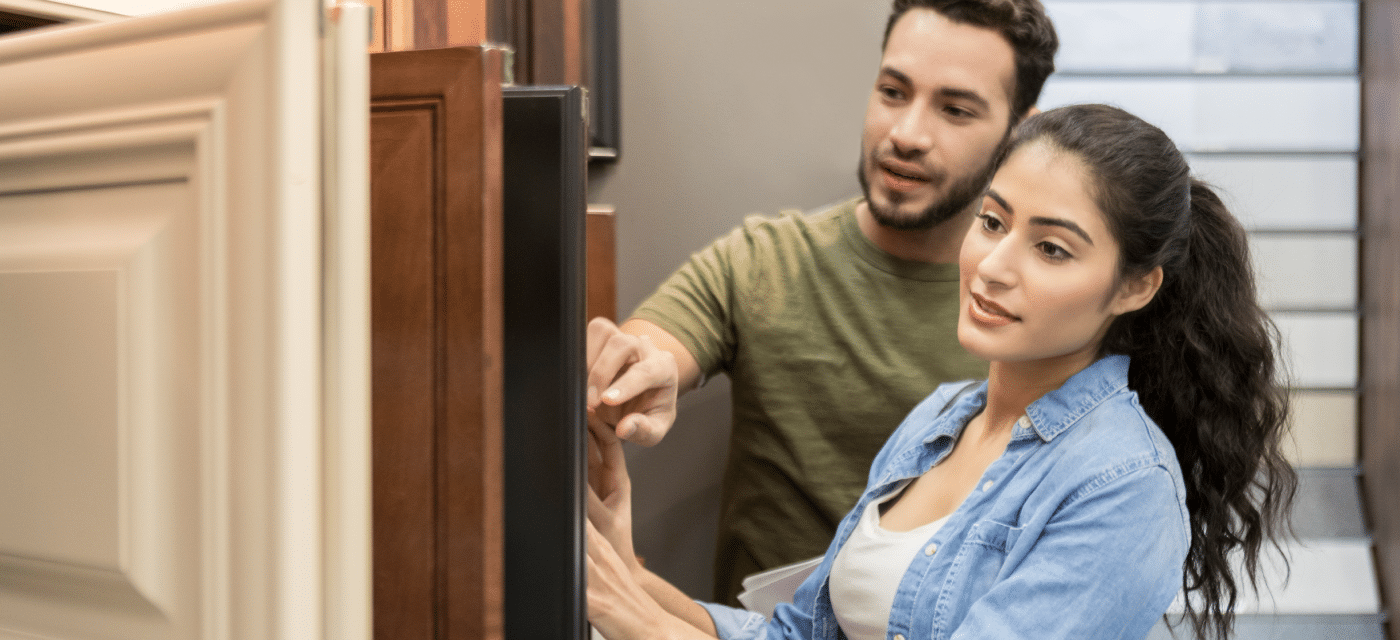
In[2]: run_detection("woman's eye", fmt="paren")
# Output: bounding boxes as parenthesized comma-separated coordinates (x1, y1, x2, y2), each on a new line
(977, 212, 1004, 232)
(1038, 242, 1070, 260)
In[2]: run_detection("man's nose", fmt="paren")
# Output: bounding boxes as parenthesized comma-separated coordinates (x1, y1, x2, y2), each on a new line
(888, 104, 934, 155)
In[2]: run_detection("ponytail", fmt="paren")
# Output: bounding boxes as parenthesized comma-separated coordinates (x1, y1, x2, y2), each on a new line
(1105, 179, 1297, 640)
(1005, 105, 1297, 640)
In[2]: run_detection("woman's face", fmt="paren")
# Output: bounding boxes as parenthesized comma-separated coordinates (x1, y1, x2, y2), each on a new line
(957, 142, 1159, 369)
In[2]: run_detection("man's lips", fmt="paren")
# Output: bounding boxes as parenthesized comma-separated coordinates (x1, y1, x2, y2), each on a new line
(878, 159, 930, 183)
(969, 292, 1020, 326)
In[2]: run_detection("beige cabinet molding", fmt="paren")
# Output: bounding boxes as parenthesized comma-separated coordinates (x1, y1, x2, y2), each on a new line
(0, 1, 371, 638)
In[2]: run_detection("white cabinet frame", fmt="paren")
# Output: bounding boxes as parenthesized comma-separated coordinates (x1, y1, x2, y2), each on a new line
(0, 1, 370, 638)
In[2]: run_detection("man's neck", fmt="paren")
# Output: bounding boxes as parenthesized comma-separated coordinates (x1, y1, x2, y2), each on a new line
(855, 200, 975, 264)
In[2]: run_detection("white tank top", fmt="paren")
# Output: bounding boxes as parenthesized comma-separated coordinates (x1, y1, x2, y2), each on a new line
(829, 481, 950, 640)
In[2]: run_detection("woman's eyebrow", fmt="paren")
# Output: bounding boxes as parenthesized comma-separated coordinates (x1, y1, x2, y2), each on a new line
(985, 189, 1012, 214)
(1030, 216, 1094, 245)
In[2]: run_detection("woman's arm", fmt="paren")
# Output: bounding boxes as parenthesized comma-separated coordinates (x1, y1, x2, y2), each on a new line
(585, 417, 720, 638)
(586, 520, 719, 639)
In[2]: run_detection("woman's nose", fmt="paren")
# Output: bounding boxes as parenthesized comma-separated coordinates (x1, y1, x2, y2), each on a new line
(976, 239, 1018, 288)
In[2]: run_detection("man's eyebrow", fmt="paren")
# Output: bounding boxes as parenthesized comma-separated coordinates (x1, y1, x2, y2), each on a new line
(1030, 216, 1095, 246)
(877, 68, 992, 112)
(938, 87, 991, 112)
(880, 66, 913, 87)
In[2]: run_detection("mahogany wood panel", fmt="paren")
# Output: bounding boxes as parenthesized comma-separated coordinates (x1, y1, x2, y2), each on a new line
(530, 0, 582, 84)
(487, 0, 582, 85)
(368, 0, 485, 51)
(370, 45, 504, 640)
(586, 205, 616, 321)
(1363, 1, 1400, 637)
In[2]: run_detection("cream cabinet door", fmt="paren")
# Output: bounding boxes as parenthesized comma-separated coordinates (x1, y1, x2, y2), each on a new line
(0, 1, 371, 639)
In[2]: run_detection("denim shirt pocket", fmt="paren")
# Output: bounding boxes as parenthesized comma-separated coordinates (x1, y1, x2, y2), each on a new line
(931, 520, 1023, 638)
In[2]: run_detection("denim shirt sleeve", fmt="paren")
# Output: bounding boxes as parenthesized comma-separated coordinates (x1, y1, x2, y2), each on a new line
(699, 601, 770, 640)
(947, 462, 1188, 640)
(698, 557, 825, 640)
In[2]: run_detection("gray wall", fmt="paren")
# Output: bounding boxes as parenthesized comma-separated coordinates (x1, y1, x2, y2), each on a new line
(587, 0, 889, 599)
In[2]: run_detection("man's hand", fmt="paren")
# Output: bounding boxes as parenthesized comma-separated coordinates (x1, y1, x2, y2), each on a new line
(586, 317, 692, 446)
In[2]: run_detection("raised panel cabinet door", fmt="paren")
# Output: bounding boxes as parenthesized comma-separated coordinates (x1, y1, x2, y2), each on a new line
(368, 46, 504, 640)
(0, 2, 372, 639)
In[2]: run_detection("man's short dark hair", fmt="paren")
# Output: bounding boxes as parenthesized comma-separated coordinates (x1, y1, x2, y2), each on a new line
(882, 0, 1058, 121)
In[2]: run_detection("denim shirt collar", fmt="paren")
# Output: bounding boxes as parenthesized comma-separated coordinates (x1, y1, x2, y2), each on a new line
(922, 354, 1131, 446)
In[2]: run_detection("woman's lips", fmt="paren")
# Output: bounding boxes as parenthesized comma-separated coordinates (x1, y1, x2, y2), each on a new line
(968, 292, 1020, 327)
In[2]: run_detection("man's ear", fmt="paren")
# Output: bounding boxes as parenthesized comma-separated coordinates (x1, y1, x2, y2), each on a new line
(1111, 266, 1163, 315)
(1011, 105, 1041, 126)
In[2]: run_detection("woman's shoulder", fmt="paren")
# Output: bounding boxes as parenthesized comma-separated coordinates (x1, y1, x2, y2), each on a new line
(1076, 390, 1175, 460)
(868, 380, 986, 474)
(902, 379, 984, 432)
(1042, 389, 1186, 503)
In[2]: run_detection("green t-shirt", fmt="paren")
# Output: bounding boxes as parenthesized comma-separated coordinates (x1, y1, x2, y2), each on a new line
(631, 197, 987, 604)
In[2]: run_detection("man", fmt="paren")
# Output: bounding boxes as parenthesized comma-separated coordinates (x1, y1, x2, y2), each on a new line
(587, 0, 1058, 605)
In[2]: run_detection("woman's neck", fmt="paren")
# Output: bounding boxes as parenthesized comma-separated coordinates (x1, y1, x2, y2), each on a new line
(981, 352, 1099, 435)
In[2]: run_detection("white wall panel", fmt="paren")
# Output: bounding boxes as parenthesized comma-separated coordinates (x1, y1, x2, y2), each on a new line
(1047, 2, 1195, 71)
(1196, 2, 1357, 72)
(1188, 155, 1357, 230)
(1287, 390, 1357, 466)
(1048, 1, 1358, 73)
(1275, 313, 1357, 388)
(1252, 235, 1356, 310)
(1037, 77, 1359, 151)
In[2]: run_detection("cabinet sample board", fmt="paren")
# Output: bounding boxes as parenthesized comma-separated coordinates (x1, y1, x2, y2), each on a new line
(502, 84, 590, 640)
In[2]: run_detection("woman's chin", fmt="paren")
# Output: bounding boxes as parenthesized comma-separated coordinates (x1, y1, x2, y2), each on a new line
(957, 322, 1009, 363)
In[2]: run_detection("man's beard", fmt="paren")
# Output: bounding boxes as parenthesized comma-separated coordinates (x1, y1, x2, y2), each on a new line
(857, 152, 998, 231)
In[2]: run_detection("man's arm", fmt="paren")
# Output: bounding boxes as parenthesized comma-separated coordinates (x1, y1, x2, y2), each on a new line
(586, 316, 703, 446)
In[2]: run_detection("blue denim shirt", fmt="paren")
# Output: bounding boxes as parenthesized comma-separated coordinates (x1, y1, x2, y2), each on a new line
(701, 355, 1189, 640)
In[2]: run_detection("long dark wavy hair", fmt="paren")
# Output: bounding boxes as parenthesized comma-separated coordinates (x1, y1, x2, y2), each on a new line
(999, 104, 1297, 640)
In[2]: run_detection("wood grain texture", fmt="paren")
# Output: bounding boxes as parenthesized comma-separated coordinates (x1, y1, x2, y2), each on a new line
(1362, 1, 1400, 638)
(370, 45, 504, 640)
(530, 0, 582, 84)
(586, 205, 616, 321)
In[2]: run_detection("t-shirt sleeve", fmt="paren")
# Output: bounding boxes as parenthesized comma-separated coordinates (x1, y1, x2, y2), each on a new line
(629, 224, 747, 379)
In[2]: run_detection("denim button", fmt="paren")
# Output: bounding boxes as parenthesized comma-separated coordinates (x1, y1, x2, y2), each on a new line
(893, 634, 906, 640)
(982, 480, 994, 491)
(924, 543, 938, 556)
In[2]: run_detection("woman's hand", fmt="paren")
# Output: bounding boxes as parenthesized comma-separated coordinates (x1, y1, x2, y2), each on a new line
(586, 519, 673, 640)
(585, 416, 724, 639)
(587, 413, 640, 573)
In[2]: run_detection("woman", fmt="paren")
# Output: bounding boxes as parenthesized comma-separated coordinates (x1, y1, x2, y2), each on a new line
(585, 104, 1296, 640)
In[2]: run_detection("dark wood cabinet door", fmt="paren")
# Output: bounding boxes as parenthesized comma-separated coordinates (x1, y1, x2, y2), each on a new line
(370, 45, 504, 640)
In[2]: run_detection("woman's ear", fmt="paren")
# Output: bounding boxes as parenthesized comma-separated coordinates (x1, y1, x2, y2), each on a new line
(1111, 266, 1163, 315)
